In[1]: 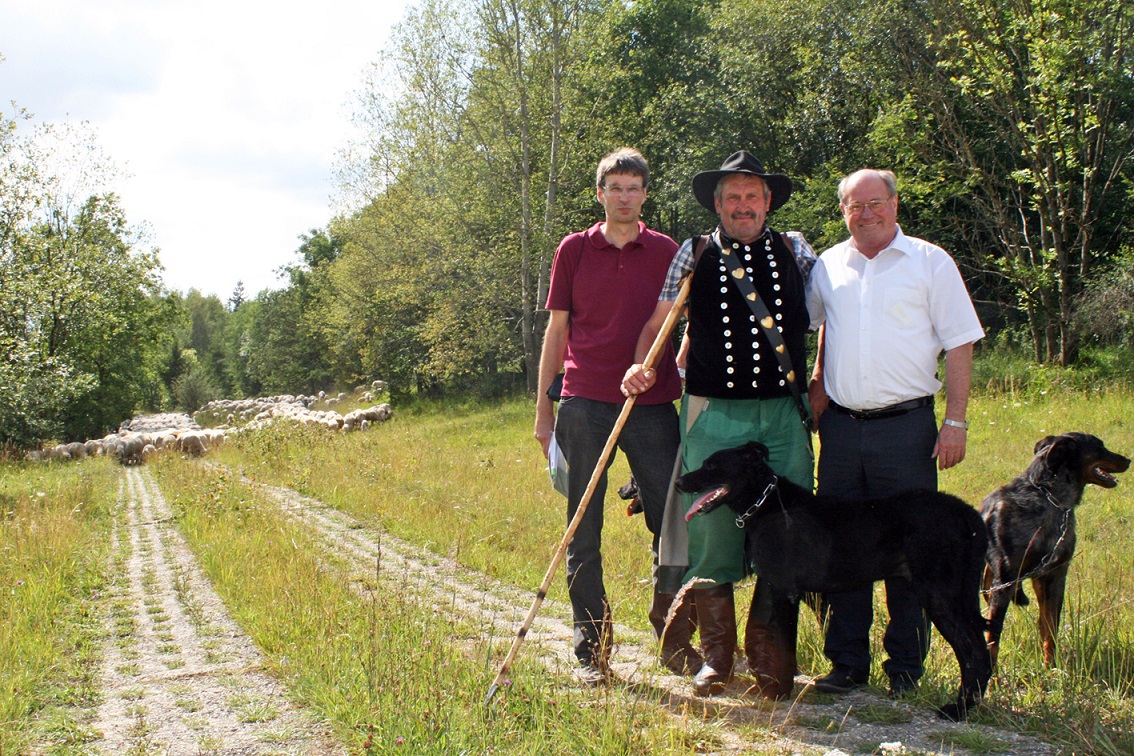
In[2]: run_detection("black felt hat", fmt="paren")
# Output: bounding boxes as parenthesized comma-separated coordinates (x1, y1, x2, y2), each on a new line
(692, 150, 794, 214)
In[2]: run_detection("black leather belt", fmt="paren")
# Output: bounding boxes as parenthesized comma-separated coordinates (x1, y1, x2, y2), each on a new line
(828, 396, 934, 421)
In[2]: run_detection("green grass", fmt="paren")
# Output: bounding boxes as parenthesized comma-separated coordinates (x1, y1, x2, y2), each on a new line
(215, 398, 660, 635)
(0, 459, 118, 753)
(208, 388, 1134, 753)
(151, 455, 691, 753)
(3, 383, 1133, 753)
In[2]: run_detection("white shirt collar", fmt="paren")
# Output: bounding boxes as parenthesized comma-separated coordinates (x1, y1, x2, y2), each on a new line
(847, 224, 911, 259)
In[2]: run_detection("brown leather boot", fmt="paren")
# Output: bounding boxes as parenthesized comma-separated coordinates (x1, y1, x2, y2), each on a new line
(650, 590, 703, 675)
(744, 579, 796, 699)
(692, 583, 736, 696)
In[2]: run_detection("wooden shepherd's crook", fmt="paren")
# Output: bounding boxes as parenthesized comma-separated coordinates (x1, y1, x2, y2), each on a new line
(484, 275, 693, 705)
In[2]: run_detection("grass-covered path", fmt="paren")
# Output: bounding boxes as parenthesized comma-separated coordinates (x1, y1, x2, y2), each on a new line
(83, 467, 343, 754)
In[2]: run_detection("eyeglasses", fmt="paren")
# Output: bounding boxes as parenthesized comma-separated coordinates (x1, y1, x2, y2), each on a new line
(602, 184, 645, 198)
(842, 198, 891, 216)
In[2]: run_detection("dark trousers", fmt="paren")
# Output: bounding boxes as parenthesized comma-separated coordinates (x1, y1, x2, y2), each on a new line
(555, 396, 680, 665)
(818, 405, 937, 680)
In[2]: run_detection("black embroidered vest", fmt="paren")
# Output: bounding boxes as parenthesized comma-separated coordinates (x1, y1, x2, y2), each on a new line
(684, 228, 809, 400)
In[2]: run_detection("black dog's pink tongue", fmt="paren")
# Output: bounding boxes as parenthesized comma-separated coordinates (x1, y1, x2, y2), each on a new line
(685, 489, 721, 522)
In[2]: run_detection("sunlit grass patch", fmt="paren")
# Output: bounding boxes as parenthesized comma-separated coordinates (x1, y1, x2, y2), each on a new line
(119, 686, 145, 701)
(0, 459, 117, 753)
(196, 733, 224, 751)
(152, 451, 693, 753)
(174, 696, 201, 712)
(237, 701, 279, 723)
(791, 711, 842, 733)
(257, 726, 298, 743)
(852, 703, 914, 725)
(182, 714, 209, 730)
(926, 725, 1012, 753)
(187, 391, 1134, 753)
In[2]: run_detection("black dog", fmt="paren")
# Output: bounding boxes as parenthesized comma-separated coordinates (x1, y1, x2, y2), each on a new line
(677, 441, 991, 721)
(980, 432, 1129, 668)
(617, 477, 645, 517)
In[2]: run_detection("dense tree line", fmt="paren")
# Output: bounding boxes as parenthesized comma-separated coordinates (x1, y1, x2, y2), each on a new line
(322, 0, 1133, 393)
(3, 0, 1133, 449)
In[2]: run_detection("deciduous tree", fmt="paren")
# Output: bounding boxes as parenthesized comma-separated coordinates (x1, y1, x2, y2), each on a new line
(881, 0, 1134, 364)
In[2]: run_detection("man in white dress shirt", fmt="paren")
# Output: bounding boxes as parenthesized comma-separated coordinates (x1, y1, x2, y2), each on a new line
(805, 168, 985, 697)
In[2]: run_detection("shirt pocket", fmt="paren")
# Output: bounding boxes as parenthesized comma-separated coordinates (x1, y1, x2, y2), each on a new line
(881, 285, 924, 330)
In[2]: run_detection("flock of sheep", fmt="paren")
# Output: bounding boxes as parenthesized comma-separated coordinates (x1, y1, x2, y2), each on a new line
(24, 381, 393, 465)
(24, 413, 221, 465)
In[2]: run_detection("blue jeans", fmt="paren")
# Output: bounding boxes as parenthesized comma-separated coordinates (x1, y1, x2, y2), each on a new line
(555, 396, 680, 665)
(818, 405, 937, 680)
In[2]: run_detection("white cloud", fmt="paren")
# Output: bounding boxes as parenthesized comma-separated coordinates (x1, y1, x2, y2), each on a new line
(0, 0, 410, 298)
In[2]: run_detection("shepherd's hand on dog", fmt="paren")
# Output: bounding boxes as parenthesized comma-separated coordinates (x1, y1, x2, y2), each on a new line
(621, 364, 656, 397)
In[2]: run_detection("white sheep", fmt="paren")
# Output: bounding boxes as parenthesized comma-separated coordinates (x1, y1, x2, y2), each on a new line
(177, 431, 209, 457)
(118, 435, 146, 465)
(361, 404, 393, 423)
(342, 409, 364, 431)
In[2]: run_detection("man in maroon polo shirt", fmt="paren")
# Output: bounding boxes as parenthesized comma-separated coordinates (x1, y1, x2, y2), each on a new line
(533, 147, 691, 684)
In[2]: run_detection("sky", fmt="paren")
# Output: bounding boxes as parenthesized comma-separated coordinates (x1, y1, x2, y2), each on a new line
(0, 0, 411, 299)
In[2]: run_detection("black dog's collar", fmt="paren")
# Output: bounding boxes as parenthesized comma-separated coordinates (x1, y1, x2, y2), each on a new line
(736, 476, 780, 528)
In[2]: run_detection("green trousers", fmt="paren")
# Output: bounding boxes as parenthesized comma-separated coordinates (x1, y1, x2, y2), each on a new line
(681, 395, 813, 587)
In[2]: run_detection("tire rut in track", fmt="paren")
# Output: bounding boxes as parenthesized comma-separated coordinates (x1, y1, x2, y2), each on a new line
(253, 477, 1058, 756)
(85, 467, 343, 755)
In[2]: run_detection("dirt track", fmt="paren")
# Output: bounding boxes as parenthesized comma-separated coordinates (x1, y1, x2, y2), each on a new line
(64, 465, 1059, 755)
(81, 467, 342, 755)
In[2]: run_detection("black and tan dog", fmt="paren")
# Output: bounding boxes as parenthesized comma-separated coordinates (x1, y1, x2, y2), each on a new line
(980, 432, 1129, 668)
(678, 441, 991, 721)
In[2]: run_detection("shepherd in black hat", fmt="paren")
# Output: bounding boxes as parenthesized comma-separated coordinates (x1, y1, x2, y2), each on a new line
(620, 150, 818, 699)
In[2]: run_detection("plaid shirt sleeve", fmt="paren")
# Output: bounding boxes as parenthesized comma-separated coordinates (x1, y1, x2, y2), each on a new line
(659, 237, 695, 301)
(785, 231, 817, 283)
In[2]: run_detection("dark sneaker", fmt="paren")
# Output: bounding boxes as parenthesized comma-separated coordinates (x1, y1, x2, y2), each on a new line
(575, 663, 610, 686)
(813, 665, 868, 693)
(888, 673, 918, 698)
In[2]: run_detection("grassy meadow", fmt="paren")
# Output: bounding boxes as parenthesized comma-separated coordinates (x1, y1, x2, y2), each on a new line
(0, 460, 117, 752)
(1, 384, 1133, 753)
